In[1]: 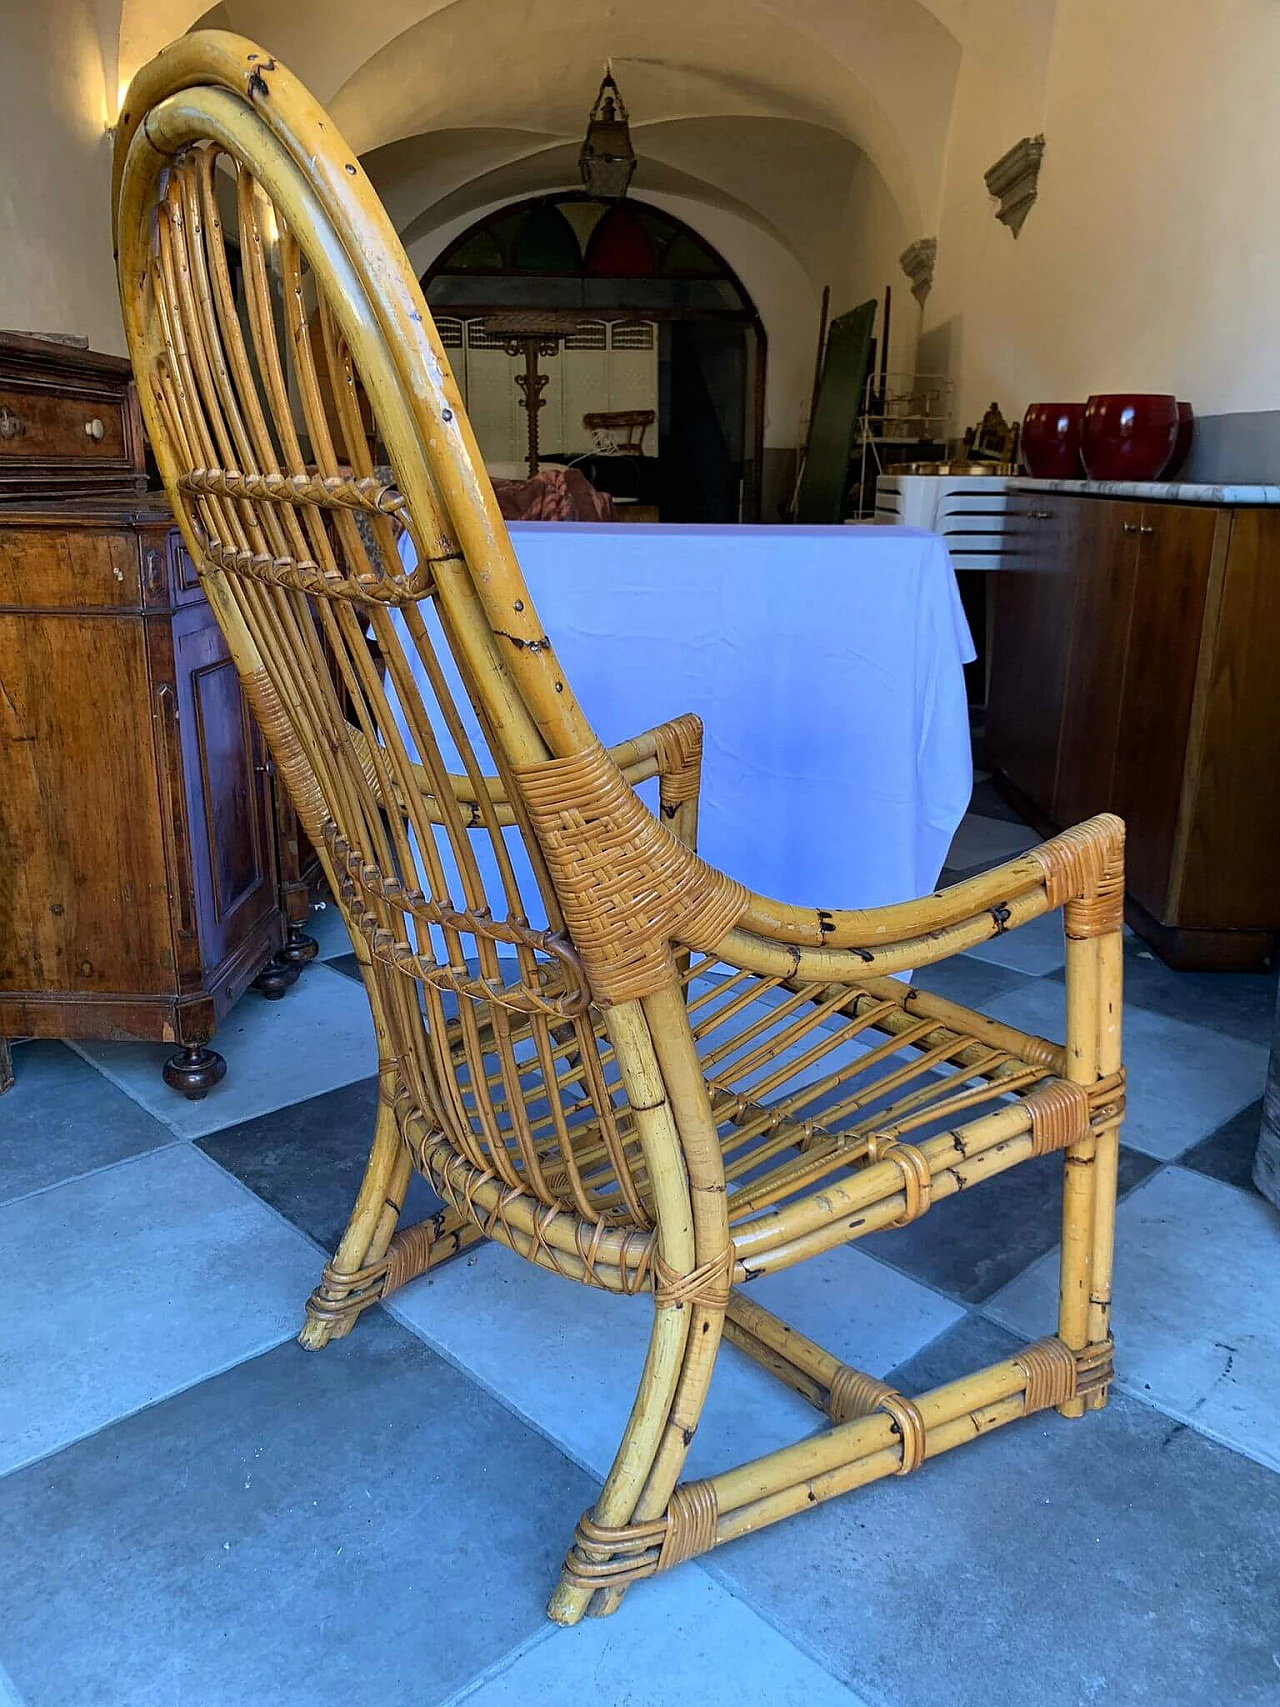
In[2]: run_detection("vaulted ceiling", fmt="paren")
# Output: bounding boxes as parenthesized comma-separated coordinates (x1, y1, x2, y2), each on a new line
(115, 0, 967, 257)
(107, 0, 1058, 435)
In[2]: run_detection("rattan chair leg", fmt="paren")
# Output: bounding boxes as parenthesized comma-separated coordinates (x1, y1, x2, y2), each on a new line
(1057, 931, 1101, 1417)
(548, 1001, 703, 1627)
(557, 988, 734, 1621)
(1084, 926, 1123, 1409)
(299, 1090, 410, 1349)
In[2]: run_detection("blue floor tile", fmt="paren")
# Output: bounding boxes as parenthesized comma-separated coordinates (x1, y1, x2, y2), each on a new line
(702, 1315, 1280, 1707)
(0, 1041, 174, 1206)
(0, 1312, 595, 1707)
(0, 1144, 317, 1474)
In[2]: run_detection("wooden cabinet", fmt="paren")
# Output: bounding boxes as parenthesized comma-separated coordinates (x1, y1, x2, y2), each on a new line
(0, 337, 317, 1096)
(988, 490, 1280, 969)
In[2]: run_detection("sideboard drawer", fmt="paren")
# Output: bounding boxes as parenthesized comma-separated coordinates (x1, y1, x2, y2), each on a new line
(0, 528, 141, 609)
(0, 386, 126, 463)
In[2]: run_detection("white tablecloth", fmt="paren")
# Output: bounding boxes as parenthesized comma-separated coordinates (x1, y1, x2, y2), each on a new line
(393, 522, 974, 918)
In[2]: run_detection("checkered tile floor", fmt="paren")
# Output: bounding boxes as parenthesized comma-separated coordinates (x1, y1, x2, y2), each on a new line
(2, 789, 1278, 1707)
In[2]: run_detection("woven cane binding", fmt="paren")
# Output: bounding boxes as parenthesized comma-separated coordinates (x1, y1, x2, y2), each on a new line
(1032, 814, 1125, 937)
(1025, 1078, 1091, 1156)
(1025, 1070, 1128, 1156)
(242, 666, 327, 835)
(516, 739, 749, 1004)
(653, 712, 704, 809)
(827, 1367, 927, 1474)
(1014, 1336, 1079, 1412)
(658, 1480, 719, 1570)
(653, 1245, 735, 1309)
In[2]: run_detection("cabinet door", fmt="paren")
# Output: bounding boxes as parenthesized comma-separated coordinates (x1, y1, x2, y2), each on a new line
(0, 608, 173, 997)
(1051, 500, 1144, 828)
(986, 497, 1078, 817)
(169, 600, 279, 982)
(1112, 504, 1218, 919)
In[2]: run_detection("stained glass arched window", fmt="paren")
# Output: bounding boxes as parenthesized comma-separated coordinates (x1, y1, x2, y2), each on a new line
(424, 194, 751, 315)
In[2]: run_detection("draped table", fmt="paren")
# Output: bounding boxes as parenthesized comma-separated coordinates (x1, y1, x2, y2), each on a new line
(394, 522, 974, 917)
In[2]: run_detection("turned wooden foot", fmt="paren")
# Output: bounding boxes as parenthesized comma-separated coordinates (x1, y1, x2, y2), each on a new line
(162, 1044, 227, 1100)
(0, 1038, 13, 1095)
(253, 955, 301, 1000)
(281, 922, 320, 966)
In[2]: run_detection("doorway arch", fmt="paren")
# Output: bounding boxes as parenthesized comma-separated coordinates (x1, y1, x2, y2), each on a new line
(422, 193, 767, 521)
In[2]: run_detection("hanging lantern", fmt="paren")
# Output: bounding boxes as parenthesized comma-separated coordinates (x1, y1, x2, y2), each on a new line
(578, 66, 636, 201)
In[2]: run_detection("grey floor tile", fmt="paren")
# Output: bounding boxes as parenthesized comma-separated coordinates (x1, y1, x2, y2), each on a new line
(1180, 1099, 1267, 1194)
(946, 813, 1041, 874)
(198, 1076, 441, 1252)
(985, 976, 1269, 1159)
(966, 907, 1067, 975)
(0, 1312, 595, 1707)
(460, 1569, 869, 1707)
(0, 1041, 174, 1206)
(1050, 936, 1278, 1046)
(390, 1240, 962, 1484)
(968, 776, 1031, 825)
(0, 1145, 317, 1474)
(704, 1314, 1280, 1707)
(861, 1143, 1159, 1304)
(327, 951, 364, 984)
(73, 965, 378, 1140)
(911, 951, 1038, 1010)
(990, 1165, 1280, 1471)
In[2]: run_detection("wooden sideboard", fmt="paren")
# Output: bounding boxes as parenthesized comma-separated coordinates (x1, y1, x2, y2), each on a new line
(987, 489, 1280, 969)
(0, 335, 317, 1097)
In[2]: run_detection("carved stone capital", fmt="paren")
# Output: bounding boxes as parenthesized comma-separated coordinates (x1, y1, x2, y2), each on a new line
(899, 237, 938, 306)
(985, 135, 1045, 238)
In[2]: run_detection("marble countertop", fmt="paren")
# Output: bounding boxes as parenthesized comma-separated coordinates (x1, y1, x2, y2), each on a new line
(1009, 477, 1280, 505)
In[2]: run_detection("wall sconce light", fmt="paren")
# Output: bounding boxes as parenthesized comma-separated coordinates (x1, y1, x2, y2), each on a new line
(899, 237, 938, 306)
(985, 135, 1046, 238)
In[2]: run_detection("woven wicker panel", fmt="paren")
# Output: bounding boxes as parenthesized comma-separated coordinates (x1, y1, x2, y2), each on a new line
(132, 140, 657, 1229)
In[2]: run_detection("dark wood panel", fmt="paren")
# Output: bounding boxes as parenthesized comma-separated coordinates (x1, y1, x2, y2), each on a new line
(171, 602, 278, 980)
(985, 501, 1076, 815)
(0, 612, 174, 994)
(1052, 498, 1143, 828)
(0, 527, 141, 609)
(1177, 508, 1280, 929)
(1112, 504, 1219, 919)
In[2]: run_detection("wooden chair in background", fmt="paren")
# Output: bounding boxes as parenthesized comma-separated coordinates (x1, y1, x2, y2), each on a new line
(114, 33, 1125, 1625)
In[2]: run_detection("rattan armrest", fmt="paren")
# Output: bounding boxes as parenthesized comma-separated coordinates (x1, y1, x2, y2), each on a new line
(696, 814, 1125, 984)
(346, 711, 703, 830)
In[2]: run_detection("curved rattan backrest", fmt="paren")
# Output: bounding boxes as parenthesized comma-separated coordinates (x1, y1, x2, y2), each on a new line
(112, 31, 695, 1232)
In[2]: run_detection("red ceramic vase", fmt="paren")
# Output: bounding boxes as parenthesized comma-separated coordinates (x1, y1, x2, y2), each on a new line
(1163, 402, 1195, 480)
(1021, 403, 1085, 478)
(1081, 393, 1179, 482)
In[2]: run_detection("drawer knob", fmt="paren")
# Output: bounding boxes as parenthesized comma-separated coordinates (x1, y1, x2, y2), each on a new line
(0, 406, 25, 439)
(84, 417, 105, 440)
(1028, 509, 1053, 520)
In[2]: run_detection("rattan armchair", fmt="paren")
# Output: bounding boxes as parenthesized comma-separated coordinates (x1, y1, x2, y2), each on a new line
(113, 34, 1125, 1626)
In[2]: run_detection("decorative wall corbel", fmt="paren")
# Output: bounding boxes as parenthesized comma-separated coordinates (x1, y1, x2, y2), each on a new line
(985, 135, 1045, 238)
(899, 238, 937, 306)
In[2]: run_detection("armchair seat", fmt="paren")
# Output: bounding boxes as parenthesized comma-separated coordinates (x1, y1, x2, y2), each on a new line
(382, 955, 1102, 1292)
